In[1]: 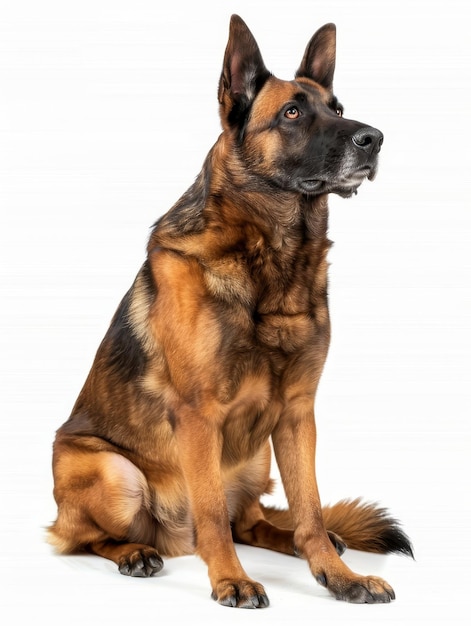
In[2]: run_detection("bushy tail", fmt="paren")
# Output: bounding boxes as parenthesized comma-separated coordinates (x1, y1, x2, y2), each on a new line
(262, 498, 414, 558)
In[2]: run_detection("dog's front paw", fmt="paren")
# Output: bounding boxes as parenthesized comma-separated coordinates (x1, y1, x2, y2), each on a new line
(317, 573, 395, 603)
(211, 579, 269, 608)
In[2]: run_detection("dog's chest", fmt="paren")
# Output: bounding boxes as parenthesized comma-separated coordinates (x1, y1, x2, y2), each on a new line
(254, 311, 316, 352)
(227, 238, 330, 353)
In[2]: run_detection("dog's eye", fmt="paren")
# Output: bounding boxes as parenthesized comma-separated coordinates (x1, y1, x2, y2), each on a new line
(336, 106, 343, 117)
(284, 106, 300, 120)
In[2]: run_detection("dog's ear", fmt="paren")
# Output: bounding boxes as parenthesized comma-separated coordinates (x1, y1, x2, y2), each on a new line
(218, 15, 271, 129)
(295, 23, 336, 91)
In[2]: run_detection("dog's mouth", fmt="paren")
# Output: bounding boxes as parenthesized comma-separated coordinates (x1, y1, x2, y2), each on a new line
(299, 165, 377, 198)
(298, 180, 325, 194)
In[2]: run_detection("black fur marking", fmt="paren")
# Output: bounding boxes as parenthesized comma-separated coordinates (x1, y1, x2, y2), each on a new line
(228, 69, 271, 136)
(140, 257, 157, 294)
(103, 262, 151, 382)
(380, 525, 415, 559)
(153, 151, 212, 238)
(328, 95, 343, 115)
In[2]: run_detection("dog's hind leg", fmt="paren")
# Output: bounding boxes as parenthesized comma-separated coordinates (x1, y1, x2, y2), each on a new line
(232, 500, 296, 555)
(48, 449, 163, 577)
(233, 501, 347, 557)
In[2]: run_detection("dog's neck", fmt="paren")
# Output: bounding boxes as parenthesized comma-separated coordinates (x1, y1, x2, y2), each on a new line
(148, 141, 330, 262)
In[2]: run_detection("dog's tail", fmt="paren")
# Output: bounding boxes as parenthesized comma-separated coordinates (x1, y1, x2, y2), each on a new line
(261, 498, 414, 558)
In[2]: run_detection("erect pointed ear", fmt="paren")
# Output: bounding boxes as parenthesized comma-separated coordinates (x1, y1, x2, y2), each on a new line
(218, 15, 271, 128)
(295, 23, 336, 91)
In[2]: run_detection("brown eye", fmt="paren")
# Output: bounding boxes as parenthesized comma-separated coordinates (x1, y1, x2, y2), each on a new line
(284, 106, 300, 119)
(336, 107, 343, 117)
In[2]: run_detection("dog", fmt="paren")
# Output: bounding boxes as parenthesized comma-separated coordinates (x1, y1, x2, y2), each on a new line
(48, 15, 413, 608)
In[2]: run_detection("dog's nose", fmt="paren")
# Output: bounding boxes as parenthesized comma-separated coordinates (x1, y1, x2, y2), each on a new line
(352, 126, 383, 155)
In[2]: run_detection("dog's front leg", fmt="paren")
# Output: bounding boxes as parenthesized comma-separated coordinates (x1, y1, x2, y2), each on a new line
(174, 408, 269, 608)
(272, 397, 396, 603)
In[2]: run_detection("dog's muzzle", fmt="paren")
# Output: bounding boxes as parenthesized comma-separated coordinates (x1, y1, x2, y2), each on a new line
(292, 123, 384, 197)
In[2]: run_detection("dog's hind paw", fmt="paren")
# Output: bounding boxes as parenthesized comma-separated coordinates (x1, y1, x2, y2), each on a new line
(327, 530, 347, 556)
(118, 547, 163, 577)
(211, 579, 269, 608)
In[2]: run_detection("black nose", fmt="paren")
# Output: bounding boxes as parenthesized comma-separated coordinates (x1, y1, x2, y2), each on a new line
(352, 126, 383, 156)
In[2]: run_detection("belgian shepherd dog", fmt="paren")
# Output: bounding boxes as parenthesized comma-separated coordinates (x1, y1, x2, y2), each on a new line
(48, 15, 413, 608)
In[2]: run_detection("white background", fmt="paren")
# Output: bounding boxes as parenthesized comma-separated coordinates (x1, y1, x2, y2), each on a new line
(1, 0, 470, 623)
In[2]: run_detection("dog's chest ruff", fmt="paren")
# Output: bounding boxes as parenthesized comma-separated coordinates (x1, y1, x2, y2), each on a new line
(205, 235, 331, 352)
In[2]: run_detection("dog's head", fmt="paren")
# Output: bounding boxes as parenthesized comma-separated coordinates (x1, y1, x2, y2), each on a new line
(218, 15, 383, 199)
